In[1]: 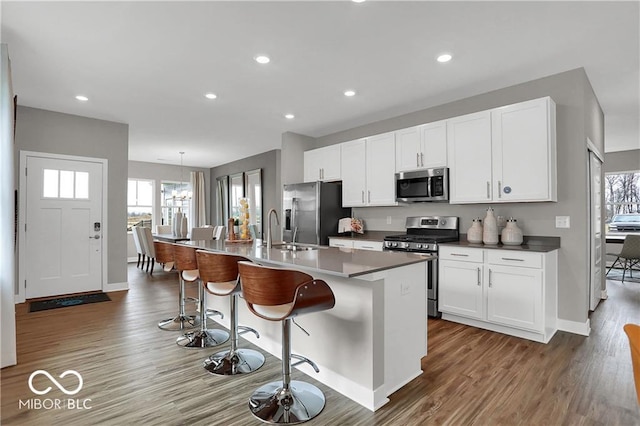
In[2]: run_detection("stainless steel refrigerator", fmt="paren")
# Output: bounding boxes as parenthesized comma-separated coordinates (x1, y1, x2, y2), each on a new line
(282, 181, 350, 246)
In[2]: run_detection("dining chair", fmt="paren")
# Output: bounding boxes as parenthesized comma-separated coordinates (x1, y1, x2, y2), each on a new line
(213, 225, 225, 240)
(132, 226, 146, 269)
(155, 224, 171, 234)
(190, 227, 214, 241)
(140, 227, 156, 274)
(607, 235, 640, 282)
(623, 323, 640, 405)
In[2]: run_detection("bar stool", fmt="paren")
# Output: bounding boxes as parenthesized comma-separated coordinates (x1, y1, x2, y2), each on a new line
(156, 241, 198, 331)
(238, 261, 335, 424)
(196, 250, 265, 376)
(173, 244, 229, 348)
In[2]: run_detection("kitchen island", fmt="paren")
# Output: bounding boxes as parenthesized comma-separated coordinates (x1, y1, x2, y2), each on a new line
(183, 239, 433, 411)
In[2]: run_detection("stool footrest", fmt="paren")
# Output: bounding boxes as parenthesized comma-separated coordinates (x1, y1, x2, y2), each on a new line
(203, 348, 265, 376)
(291, 354, 319, 373)
(249, 380, 325, 423)
(238, 325, 260, 339)
(206, 308, 224, 319)
(176, 328, 230, 349)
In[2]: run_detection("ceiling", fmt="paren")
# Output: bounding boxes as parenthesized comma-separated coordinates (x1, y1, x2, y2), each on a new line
(2, 1, 638, 168)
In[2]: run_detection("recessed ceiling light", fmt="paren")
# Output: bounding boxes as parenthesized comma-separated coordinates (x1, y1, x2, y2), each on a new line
(352, 0, 366, 3)
(205, 93, 217, 99)
(255, 55, 270, 64)
(284, 114, 295, 119)
(75, 95, 88, 101)
(344, 90, 356, 97)
(437, 53, 452, 63)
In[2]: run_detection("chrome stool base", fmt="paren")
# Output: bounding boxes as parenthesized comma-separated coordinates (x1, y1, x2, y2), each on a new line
(176, 328, 230, 349)
(248, 380, 325, 424)
(157, 314, 199, 331)
(203, 348, 265, 376)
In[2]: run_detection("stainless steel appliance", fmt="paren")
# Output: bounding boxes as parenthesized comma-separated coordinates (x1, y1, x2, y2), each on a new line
(282, 181, 350, 246)
(384, 216, 459, 317)
(395, 167, 449, 203)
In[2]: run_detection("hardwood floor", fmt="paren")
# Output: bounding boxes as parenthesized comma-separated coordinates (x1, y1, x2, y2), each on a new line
(2, 264, 640, 425)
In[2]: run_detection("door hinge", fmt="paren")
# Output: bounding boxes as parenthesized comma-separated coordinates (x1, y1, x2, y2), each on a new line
(25, 223, 27, 232)
(25, 167, 27, 176)
(24, 280, 27, 288)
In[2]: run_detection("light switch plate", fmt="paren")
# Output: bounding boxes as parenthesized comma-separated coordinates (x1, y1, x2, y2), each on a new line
(555, 216, 570, 228)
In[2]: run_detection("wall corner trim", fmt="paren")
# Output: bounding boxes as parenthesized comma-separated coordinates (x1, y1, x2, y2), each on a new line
(104, 281, 129, 292)
(557, 318, 591, 336)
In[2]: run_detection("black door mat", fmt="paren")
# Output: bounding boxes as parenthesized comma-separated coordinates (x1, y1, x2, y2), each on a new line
(30, 293, 111, 312)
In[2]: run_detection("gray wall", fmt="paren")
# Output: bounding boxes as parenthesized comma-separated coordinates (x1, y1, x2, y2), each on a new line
(292, 68, 602, 325)
(210, 149, 280, 239)
(281, 132, 315, 185)
(604, 149, 640, 173)
(14, 106, 129, 285)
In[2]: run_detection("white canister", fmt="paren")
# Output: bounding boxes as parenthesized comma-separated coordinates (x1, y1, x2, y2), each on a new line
(467, 218, 483, 244)
(501, 217, 524, 245)
(482, 207, 499, 245)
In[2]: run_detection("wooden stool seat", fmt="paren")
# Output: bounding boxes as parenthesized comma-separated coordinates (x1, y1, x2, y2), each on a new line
(156, 241, 198, 331)
(197, 250, 265, 376)
(238, 261, 335, 424)
(173, 244, 227, 349)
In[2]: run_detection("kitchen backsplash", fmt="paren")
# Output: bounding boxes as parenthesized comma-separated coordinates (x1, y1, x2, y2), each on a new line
(353, 202, 565, 237)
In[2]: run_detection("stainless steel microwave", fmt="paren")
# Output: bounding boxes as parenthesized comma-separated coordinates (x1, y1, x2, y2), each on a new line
(395, 167, 449, 202)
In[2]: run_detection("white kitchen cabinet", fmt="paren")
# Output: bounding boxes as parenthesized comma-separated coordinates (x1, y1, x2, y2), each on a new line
(304, 144, 341, 183)
(328, 238, 384, 251)
(486, 264, 543, 332)
(439, 259, 484, 320)
(341, 132, 397, 207)
(439, 245, 557, 343)
(447, 111, 493, 203)
(395, 121, 447, 172)
(491, 97, 557, 202)
(447, 97, 556, 204)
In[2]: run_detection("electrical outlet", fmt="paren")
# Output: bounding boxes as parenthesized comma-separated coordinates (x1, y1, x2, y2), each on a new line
(386, 216, 392, 225)
(555, 216, 570, 228)
(401, 283, 410, 295)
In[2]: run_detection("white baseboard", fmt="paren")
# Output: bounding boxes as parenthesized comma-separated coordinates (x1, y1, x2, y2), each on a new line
(127, 257, 138, 263)
(103, 281, 128, 293)
(601, 289, 608, 299)
(557, 318, 591, 336)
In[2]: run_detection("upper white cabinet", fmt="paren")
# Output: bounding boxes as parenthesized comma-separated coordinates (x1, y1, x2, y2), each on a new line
(395, 121, 447, 172)
(447, 111, 493, 203)
(447, 97, 557, 204)
(341, 132, 397, 207)
(303, 144, 341, 183)
(491, 97, 557, 202)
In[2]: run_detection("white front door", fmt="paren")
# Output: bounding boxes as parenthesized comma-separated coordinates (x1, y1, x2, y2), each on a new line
(589, 150, 603, 311)
(25, 156, 103, 298)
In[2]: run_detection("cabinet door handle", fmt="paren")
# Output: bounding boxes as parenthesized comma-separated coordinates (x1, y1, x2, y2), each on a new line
(368, 190, 371, 203)
(501, 257, 525, 262)
(450, 253, 469, 257)
(488, 269, 492, 287)
(420, 152, 424, 167)
(319, 169, 322, 180)
(416, 153, 420, 167)
(498, 181, 502, 198)
(486, 182, 490, 199)
(361, 245, 374, 249)
(477, 267, 481, 286)
(361, 190, 364, 203)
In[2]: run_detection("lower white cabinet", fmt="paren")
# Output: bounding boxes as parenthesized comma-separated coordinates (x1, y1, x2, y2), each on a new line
(439, 245, 557, 343)
(329, 238, 384, 252)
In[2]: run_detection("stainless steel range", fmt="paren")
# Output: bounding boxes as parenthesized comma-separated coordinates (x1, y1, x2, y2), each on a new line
(384, 216, 459, 318)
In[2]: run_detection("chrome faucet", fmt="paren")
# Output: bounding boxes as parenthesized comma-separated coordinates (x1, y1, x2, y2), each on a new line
(266, 208, 280, 249)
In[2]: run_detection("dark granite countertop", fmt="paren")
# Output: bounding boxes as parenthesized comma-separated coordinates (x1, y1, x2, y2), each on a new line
(441, 234, 561, 253)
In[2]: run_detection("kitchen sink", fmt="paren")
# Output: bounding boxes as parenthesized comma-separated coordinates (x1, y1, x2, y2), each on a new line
(267, 243, 326, 251)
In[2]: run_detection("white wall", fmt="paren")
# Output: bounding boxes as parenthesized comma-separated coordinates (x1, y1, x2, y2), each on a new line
(1, 44, 17, 367)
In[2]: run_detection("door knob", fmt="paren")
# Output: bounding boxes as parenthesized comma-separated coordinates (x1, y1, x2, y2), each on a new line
(90, 235, 101, 239)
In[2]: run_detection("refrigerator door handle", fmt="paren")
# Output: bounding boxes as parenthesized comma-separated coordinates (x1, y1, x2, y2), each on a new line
(291, 197, 298, 235)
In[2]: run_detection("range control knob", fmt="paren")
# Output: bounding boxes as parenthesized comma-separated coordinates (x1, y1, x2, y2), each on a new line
(416, 244, 423, 249)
